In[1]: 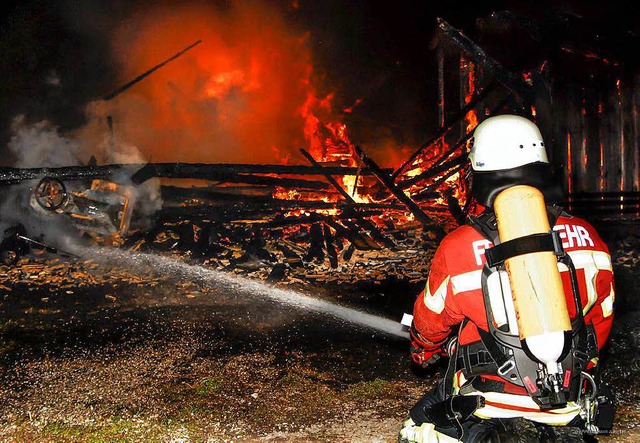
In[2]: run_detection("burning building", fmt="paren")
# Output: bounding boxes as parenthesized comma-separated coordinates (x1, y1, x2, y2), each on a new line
(0, 2, 638, 273)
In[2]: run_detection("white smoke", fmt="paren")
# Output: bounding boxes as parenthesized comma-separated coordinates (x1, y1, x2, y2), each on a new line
(8, 115, 82, 168)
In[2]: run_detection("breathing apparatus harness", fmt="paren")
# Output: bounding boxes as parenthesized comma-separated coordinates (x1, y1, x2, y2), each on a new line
(455, 206, 614, 432)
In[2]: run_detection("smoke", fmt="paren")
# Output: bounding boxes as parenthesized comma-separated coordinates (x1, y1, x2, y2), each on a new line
(1, 116, 162, 247)
(1, 0, 324, 249)
(8, 116, 82, 168)
(1, 0, 438, 170)
(1, 117, 82, 247)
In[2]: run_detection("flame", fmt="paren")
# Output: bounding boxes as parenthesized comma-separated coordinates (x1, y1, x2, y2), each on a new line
(78, 1, 322, 164)
(343, 99, 363, 114)
(462, 59, 478, 133)
(204, 70, 248, 98)
(297, 90, 379, 203)
(71, 1, 476, 225)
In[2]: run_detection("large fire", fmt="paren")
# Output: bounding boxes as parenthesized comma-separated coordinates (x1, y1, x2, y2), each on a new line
(72, 0, 472, 222)
(79, 1, 338, 165)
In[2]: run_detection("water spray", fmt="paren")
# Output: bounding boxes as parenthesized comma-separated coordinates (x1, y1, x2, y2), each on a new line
(75, 247, 410, 339)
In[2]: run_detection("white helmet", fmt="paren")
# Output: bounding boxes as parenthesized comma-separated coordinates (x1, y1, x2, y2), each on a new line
(468, 114, 563, 207)
(469, 114, 548, 172)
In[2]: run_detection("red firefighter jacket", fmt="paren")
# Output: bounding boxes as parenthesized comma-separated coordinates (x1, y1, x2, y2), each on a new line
(412, 212, 615, 395)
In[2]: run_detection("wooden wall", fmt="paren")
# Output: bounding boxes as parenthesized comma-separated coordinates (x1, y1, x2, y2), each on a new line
(438, 41, 639, 217)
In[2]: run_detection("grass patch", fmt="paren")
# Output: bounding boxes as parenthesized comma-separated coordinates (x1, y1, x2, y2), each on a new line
(41, 419, 140, 442)
(194, 375, 225, 397)
(41, 422, 86, 439)
(346, 378, 389, 400)
(39, 417, 202, 442)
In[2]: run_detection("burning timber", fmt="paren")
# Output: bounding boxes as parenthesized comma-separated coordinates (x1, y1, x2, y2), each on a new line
(0, 158, 458, 285)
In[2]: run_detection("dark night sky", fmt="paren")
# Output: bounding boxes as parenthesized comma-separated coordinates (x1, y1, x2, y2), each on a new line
(1, 0, 638, 165)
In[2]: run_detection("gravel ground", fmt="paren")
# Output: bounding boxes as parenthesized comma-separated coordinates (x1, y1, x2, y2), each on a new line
(1, 223, 639, 442)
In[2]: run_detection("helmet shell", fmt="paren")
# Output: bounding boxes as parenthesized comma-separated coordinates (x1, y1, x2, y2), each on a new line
(469, 114, 548, 172)
(468, 115, 564, 207)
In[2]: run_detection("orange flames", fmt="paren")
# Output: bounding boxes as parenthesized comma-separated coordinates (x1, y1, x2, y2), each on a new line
(72, 0, 477, 224)
(93, 1, 352, 165)
(462, 59, 478, 133)
(86, 0, 391, 206)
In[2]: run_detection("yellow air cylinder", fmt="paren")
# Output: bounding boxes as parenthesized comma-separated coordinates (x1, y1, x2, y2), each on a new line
(493, 185, 571, 371)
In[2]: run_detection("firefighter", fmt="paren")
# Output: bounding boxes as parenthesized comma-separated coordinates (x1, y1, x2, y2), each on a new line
(399, 115, 616, 442)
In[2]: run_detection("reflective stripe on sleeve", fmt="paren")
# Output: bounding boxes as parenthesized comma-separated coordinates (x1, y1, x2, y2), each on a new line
(566, 250, 613, 315)
(423, 276, 450, 314)
(568, 250, 612, 271)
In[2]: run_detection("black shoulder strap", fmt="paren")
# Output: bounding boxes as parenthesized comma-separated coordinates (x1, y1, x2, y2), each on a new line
(476, 327, 509, 366)
(547, 204, 569, 227)
(467, 211, 499, 244)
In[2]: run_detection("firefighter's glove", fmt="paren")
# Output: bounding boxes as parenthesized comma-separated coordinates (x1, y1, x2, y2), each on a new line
(410, 325, 445, 368)
(410, 345, 442, 368)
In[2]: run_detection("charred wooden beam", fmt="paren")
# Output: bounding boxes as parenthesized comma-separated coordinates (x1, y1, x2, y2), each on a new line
(354, 146, 440, 232)
(304, 223, 325, 262)
(216, 173, 331, 190)
(356, 220, 396, 250)
(161, 186, 271, 204)
(298, 149, 398, 249)
(130, 163, 386, 184)
(299, 149, 355, 203)
(397, 95, 512, 190)
(442, 188, 465, 226)
(0, 163, 388, 186)
(176, 199, 406, 211)
(351, 156, 363, 197)
(437, 18, 534, 102)
(156, 200, 405, 223)
(326, 220, 380, 251)
(342, 211, 397, 249)
(0, 165, 131, 185)
(398, 152, 468, 189)
(103, 40, 202, 100)
(162, 174, 330, 197)
(341, 242, 356, 262)
(437, 45, 445, 129)
(323, 224, 339, 268)
(413, 165, 464, 201)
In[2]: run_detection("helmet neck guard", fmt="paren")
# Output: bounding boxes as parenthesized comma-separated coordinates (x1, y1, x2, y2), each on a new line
(471, 162, 565, 208)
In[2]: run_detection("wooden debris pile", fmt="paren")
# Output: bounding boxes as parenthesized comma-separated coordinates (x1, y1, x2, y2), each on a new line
(0, 133, 471, 286)
(0, 256, 165, 293)
(121, 214, 441, 286)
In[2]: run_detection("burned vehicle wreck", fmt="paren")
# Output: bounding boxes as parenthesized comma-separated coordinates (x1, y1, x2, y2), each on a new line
(0, 168, 141, 263)
(30, 177, 135, 238)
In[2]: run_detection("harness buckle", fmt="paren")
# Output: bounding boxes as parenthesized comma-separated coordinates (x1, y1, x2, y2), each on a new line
(497, 359, 515, 376)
